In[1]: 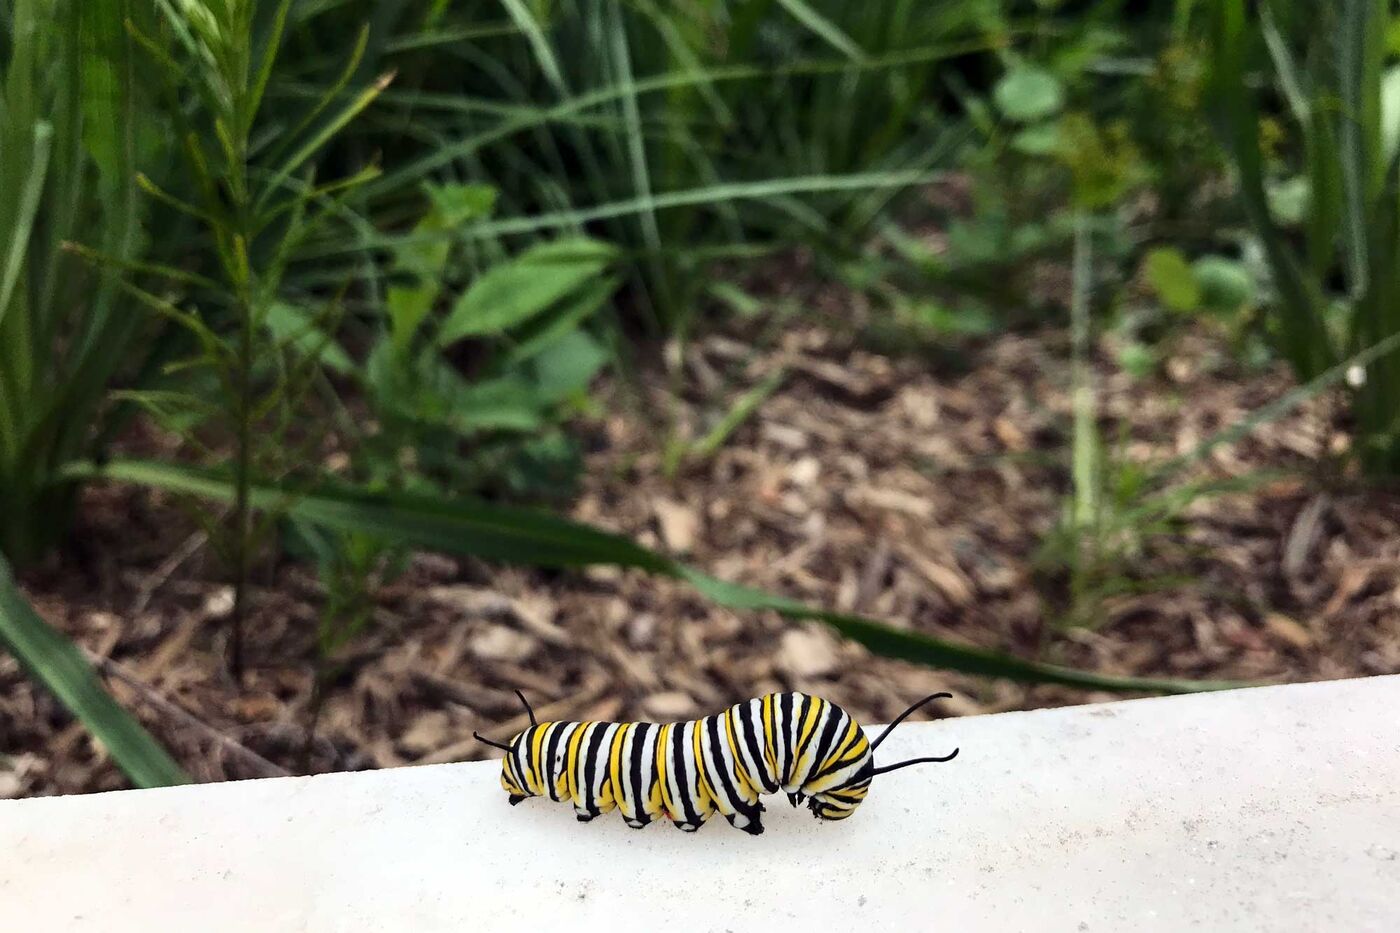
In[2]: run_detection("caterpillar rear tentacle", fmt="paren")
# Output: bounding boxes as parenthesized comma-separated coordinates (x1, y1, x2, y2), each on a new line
(473, 690, 958, 834)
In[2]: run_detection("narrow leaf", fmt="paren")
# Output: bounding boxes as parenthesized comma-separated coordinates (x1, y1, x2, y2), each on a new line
(83, 460, 1248, 695)
(0, 123, 52, 331)
(0, 554, 189, 788)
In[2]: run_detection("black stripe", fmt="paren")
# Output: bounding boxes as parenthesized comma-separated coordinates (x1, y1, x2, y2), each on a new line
(505, 747, 522, 793)
(813, 722, 865, 780)
(582, 723, 610, 814)
(806, 705, 845, 783)
(706, 714, 746, 815)
(739, 703, 776, 792)
(671, 724, 698, 824)
(521, 726, 540, 790)
(793, 695, 816, 762)
(629, 723, 652, 824)
(544, 723, 567, 801)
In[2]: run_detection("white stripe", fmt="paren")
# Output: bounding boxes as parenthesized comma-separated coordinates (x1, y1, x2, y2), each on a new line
(739, 698, 773, 790)
(702, 715, 738, 815)
(638, 725, 661, 820)
(590, 723, 619, 810)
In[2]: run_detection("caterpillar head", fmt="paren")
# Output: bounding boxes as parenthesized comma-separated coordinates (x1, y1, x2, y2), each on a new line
(473, 690, 541, 806)
(797, 693, 959, 822)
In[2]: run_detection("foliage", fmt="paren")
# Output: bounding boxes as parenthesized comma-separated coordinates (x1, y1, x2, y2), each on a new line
(0, 0, 163, 565)
(111, 0, 390, 680)
(3, 0, 1354, 788)
(1207, 0, 1400, 475)
(0, 553, 189, 787)
(286, 0, 997, 335)
(82, 457, 1245, 696)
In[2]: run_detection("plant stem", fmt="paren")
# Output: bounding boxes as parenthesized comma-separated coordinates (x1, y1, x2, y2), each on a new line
(1069, 210, 1098, 622)
(229, 283, 252, 685)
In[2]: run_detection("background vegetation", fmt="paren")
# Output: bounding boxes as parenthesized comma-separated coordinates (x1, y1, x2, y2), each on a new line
(2, 0, 1398, 790)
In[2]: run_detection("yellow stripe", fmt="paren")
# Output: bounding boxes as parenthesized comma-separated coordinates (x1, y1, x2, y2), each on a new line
(797, 697, 823, 750)
(827, 719, 863, 767)
(793, 697, 823, 778)
(607, 724, 630, 816)
(529, 725, 550, 795)
(692, 721, 717, 812)
(762, 695, 778, 781)
(656, 724, 674, 819)
(564, 722, 590, 803)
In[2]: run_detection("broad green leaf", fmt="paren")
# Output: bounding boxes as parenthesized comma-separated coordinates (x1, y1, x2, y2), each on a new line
(530, 330, 608, 404)
(84, 459, 1249, 696)
(1193, 256, 1256, 314)
(993, 66, 1065, 123)
(0, 554, 189, 788)
(263, 302, 353, 374)
(366, 342, 543, 434)
(386, 183, 498, 351)
(1144, 247, 1201, 313)
(455, 374, 546, 432)
(501, 275, 618, 366)
(1010, 121, 1062, 156)
(424, 183, 497, 227)
(439, 237, 617, 345)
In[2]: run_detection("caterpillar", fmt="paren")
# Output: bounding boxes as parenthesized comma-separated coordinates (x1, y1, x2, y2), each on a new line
(473, 690, 958, 835)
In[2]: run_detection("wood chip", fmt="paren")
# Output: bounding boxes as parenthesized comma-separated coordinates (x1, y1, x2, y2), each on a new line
(654, 498, 702, 554)
(399, 711, 452, 755)
(845, 485, 935, 520)
(641, 690, 695, 720)
(778, 626, 841, 678)
(470, 625, 535, 663)
(1263, 613, 1314, 651)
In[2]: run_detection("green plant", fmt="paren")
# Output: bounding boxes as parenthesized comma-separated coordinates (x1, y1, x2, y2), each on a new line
(82, 457, 1247, 695)
(0, 0, 165, 565)
(1207, 0, 1400, 474)
(111, 0, 390, 679)
(286, 0, 999, 337)
(354, 185, 620, 500)
(0, 553, 188, 787)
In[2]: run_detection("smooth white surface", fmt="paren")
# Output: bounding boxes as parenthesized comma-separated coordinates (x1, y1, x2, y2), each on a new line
(2, 677, 1398, 932)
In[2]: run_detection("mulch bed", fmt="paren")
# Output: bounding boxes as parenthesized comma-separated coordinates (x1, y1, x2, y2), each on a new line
(4, 311, 1399, 798)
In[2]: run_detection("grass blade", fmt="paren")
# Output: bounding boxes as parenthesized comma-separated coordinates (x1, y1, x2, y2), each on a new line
(315, 169, 949, 259)
(0, 554, 190, 788)
(82, 459, 1249, 695)
(687, 369, 786, 463)
(775, 0, 867, 62)
(0, 122, 52, 331)
(1337, 0, 1383, 297)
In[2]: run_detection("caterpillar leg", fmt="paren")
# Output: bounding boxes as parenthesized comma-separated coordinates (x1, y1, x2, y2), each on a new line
(624, 816, 652, 830)
(725, 811, 765, 836)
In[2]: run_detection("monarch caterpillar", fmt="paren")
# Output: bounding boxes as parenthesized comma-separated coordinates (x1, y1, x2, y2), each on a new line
(473, 690, 958, 835)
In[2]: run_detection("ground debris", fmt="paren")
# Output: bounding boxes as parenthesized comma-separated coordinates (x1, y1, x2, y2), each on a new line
(5, 318, 1398, 796)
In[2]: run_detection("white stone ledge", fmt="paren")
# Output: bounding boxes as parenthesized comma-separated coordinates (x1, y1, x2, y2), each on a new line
(2, 676, 1398, 932)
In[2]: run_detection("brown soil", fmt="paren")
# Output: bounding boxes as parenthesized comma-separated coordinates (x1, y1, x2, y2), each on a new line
(4, 317, 1399, 798)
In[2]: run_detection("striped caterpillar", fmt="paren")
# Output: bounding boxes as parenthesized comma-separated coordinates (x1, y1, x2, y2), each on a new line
(473, 690, 958, 835)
